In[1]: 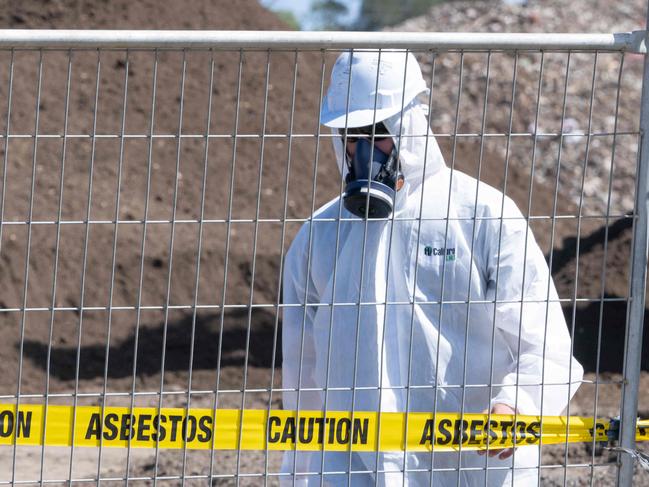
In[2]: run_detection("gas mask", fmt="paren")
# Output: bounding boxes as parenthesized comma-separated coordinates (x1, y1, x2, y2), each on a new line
(340, 122, 404, 219)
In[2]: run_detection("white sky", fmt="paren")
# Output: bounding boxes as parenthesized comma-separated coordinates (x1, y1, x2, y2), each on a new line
(259, 0, 362, 30)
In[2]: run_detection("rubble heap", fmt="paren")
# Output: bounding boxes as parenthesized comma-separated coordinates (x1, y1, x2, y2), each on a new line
(391, 0, 646, 214)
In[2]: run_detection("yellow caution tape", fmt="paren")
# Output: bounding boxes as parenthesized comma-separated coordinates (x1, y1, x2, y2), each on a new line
(637, 419, 649, 442)
(0, 404, 645, 451)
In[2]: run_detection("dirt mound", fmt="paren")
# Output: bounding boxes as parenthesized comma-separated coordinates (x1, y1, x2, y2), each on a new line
(0, 0, 644, 407)
(0, 0, 336, 397)
(394, 0, 645, 214)
(550, 216, 647, 372)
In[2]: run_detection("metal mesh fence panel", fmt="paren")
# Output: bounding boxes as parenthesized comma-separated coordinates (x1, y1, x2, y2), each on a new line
(0, 31, 646, 486)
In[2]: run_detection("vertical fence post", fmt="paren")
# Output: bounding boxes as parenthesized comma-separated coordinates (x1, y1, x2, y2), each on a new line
(617, 22, 649, 487)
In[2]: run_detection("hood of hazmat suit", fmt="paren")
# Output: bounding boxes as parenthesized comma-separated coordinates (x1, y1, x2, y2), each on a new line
(282, 50, 583, 487)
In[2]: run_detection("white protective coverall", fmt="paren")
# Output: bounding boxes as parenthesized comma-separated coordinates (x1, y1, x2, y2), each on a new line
(281, 99, 584, 486)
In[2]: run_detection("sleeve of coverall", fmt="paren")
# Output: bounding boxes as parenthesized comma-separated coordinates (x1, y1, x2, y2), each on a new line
(486, 198, 584, 415)
(281, 223, 320, 482)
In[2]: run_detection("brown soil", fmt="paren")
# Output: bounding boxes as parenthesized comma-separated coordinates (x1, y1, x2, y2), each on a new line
(0, 0, 645, 484)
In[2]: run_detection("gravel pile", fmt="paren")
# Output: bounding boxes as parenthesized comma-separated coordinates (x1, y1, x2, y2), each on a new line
(391, 0, 646, 214)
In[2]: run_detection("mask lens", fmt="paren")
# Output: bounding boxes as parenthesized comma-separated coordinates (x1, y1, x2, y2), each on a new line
(338, 122, 390, 142)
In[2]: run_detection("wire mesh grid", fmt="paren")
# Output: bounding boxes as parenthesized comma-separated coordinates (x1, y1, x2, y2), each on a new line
(0, 35, 644, 487)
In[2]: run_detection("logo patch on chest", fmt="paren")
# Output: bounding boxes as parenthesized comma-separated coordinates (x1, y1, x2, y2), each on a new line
(424, 245, 456, 261)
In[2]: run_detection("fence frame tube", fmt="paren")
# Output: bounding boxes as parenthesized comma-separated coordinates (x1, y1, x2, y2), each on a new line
(618, 23, 649, 487)
(0, 29, 644, 52)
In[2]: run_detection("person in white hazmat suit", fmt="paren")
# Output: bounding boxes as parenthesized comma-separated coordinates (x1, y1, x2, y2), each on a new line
(281, 50, 583, 486)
